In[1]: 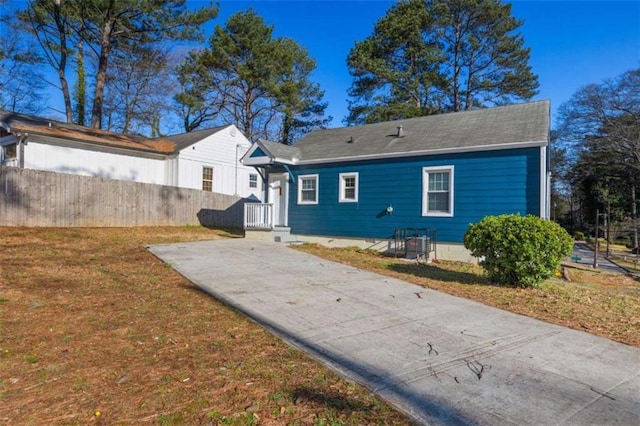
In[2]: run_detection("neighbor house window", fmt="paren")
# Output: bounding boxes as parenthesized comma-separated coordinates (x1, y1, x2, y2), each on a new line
(422, 166, 454, 216)
(339, 172, 358, 202)
(3, 143, 17, 160)
(249, 173, 258, 189)
(202, 166, 213, 192)
(298, 174, 318, 205)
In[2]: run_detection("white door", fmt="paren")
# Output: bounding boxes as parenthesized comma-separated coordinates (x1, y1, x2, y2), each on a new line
(268, 173, 288, 227)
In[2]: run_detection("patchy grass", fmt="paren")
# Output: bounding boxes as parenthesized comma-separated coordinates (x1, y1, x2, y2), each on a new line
(293, 245, 640, 347)
(0, 227, 409, 425)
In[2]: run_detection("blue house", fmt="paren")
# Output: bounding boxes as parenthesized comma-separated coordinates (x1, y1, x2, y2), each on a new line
(242, 101, 550, 261)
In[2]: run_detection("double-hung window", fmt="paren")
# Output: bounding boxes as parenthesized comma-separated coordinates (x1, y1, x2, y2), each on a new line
(249, 173, 258, 189)
(298, 174, 318, 205)
(422, 166, 454, 216)
(202, 166, 213, 192)
(339, 172, 358, 202)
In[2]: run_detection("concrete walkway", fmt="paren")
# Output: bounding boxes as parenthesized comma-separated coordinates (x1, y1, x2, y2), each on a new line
(148, 239, 639, 425)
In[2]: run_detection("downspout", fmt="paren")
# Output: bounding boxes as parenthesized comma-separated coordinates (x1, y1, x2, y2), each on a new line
(252, 166, 267, 202)
(235, 144, 240, 195)
(17, 132, 28, 169)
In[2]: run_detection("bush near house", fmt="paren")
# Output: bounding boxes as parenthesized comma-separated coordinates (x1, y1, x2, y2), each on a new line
(464, 214, 574, 287)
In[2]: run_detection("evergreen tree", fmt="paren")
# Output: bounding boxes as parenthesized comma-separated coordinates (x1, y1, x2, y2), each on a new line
(346, 0, 539, 125)
(176, 9, 330, 142)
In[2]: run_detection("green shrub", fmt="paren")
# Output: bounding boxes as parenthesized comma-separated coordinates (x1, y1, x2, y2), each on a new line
(573, 231, 585, 241)
(615, 236, 631, 247)
(463, 214, 574, 287)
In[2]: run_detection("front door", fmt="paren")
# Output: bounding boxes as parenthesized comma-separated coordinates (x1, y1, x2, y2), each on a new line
(268, 173, 288, 227)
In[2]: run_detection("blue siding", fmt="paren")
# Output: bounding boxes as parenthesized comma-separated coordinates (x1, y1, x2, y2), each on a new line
(250, 147, 267, 158)
(286, 147, 542, 243)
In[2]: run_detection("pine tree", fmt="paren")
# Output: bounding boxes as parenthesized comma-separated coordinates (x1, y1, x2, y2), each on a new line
(176, 9, 330, 142)
(346, 0, 539, 125)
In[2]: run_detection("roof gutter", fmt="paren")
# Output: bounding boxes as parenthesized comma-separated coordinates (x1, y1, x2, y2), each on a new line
(293, 140, 548, 165)
(26, 133, 171, 160)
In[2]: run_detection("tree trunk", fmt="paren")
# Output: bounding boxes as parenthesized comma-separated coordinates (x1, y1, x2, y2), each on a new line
(59, 69, 73, 123)
(74, 40, 86, 126)
(91, 20, 113, 129)
(632, 181, 639, 252)
(452, 22, 461, 112)
(282, 111, 293, 145)
(464, 56, 474, 110)
(52, 2, 73, 123)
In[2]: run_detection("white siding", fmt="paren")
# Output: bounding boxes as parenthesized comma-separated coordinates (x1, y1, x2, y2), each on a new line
(177, 125, 263, 200)
(23, 141, 167, 185)
(12, 124, 262, 200)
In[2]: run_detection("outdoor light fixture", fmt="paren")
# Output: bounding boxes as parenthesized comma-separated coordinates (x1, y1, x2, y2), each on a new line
(386, 204, 394, 215)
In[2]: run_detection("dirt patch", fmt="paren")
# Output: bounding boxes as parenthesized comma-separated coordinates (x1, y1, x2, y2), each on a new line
(294, 245, 640, 347)
(0, 228, 409, 425)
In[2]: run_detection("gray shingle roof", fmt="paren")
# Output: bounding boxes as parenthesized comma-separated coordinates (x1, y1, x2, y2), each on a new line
(162, 126, 228, 151)
(258, 138, 301, 162)
(291, 100, 549, 163)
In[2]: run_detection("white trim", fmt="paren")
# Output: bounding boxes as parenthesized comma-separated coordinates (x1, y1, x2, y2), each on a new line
(282, 172, 290, 226)
(249, 173, 259, 189)
(541, 146, 549, 219)
(242, 156, 273, 166)
(241, 138, 547, 167)
(268, 172, 289, 226)
(202, 165, 214, 192)
(422, 166, 454, 217)
(294, 140, 547, 165)
(26, 134, 169, 160)
(240, 142, 272, 165)
(297, 174, 319, 205)
(338, 172, 358, 203)
(241, 140, 298, 166)
(0, 134, 18, 146)
(242, 139, 547, 167)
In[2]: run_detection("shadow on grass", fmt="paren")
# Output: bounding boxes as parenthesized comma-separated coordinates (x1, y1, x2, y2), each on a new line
(291, 386, 370, 412)
(386, 263, 489, 286)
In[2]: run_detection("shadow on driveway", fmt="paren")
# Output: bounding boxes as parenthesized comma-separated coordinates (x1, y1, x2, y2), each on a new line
(148, 239, 640, 426)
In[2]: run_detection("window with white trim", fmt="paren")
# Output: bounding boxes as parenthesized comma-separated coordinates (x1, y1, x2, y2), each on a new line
(298, 174, 318, 205)
(422, 166, 454, 216)
(249, 173, 258, 189)
(202, 166, 213, 192)
(339, 172, 358, 202)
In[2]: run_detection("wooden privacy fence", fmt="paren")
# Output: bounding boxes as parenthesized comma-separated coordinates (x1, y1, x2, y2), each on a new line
(0, 166, 246, 228)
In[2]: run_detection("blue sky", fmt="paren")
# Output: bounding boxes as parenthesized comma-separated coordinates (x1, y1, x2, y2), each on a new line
(4, 1, 639, 131)
(205, 0, 640, 128)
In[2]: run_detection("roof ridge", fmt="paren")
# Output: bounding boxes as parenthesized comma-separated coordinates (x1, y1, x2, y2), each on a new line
(306, 100, 550, 134)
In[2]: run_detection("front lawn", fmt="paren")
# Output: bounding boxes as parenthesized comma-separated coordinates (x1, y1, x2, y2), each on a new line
(0, 227, 409, 425)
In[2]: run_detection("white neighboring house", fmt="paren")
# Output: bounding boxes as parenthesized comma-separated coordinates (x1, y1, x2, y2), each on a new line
(0, 110, 263, 200)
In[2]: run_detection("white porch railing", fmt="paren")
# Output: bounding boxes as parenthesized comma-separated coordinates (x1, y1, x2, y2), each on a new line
(1, 158, 18, 167)
(244, 203, 273, 229)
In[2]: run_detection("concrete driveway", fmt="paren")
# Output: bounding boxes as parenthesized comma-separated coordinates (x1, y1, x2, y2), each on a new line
(148, 239, 639, 425)
(570, 243, 628, 274)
